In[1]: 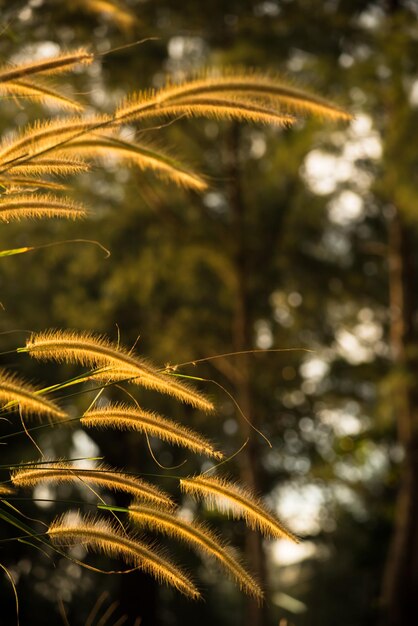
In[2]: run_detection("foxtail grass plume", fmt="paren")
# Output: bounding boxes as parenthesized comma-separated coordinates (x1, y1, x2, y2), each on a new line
(117, 94, 296, 127)
(1, 178, 69, 192)
(48, 512, 200, 599)
(11, 462, 174, 508)
(2, 158, 90, 178)
(0, 368, 67, 421)
(115, 70, 351, 126)
(0, 49, 93, 83)
(81, 403, 223, 460)
(129, 503, 263, 600)
(0, 194, 86, 222)
(0, 80, 86, 111)
(62, 136, 208, 191)
(0, 116, 111, 167)
(24, 330, 214, 412)
(0, 49, 93, 111)
(180, 475, 299, 543)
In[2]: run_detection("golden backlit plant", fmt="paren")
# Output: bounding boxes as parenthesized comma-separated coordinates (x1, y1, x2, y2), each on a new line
(0, 45, 349, 611)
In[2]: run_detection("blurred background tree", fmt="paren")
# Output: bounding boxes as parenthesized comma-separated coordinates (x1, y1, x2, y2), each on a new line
(0, 1, 417, 625)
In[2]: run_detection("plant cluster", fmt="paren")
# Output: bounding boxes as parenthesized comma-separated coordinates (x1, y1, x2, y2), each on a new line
(0, 45, 348, 616)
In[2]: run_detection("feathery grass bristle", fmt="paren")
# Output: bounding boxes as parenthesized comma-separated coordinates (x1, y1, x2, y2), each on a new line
(0, 49, 93, 83)
(3, 158, 90, 177)
(64, 136, 208, 190)
(0, 80, 85, 111)
(0, 484, 14, 495)
(0, 368, 67, 421)
(81, 403, 223, 460)
(24, 330, 214, 412)
(129, 503, 263, 599)
(11, 461, 175, 508)
(0, 178, 69, 192)
(48, 512, 200, 599)
(0, 116, 111, 166)
(0, 194, 87, 222)
(180, 475, 299, 543)
(115, 70, 351, 125)
(116, 93, 296, 127)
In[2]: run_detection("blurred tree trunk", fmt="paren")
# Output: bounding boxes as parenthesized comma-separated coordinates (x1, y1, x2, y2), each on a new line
(226, 124, 267, 626)
(380, 3, 418, 622)
(381, 210, 418, 625)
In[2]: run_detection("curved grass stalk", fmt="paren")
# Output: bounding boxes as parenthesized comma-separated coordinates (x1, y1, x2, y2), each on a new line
(0, 49, 93, 83)
(79, 0, 137, 31)
(158, 96, 296, 126)
(115, 71, 351, 124)
(0, 195, 86, 222)
(0, 80, 85, 111)
(129, 503, 263, 599)
(0, 562, 19, 626)
(0, 239, 109, 259)
(0, 116, 111, 166)
(81, 403, 223, 460)
(92, 365, 214, 412)
(48, 512, 200, 599)
(180, 475, 299, 543)
(117, 95, 295, 126)
(11, 462, 174, 509)
(0, 247, 33, 258)
(0, 369, 67, 422)
(23, 330, 214, 412)
(64, 137, 208, 191)
(0, 178, 68, 192)
(4, 158, 90, 177)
